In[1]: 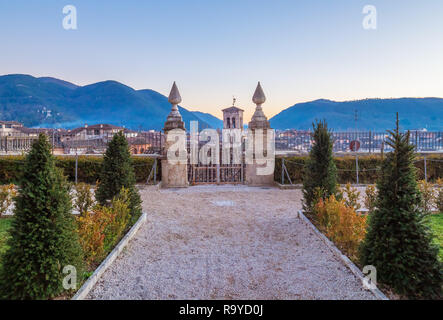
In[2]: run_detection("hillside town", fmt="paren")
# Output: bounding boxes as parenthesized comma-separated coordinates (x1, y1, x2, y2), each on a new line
(0, 120, 163, 155)
(2, 119, 442, 156)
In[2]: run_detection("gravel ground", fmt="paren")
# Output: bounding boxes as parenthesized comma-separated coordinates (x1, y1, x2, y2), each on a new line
(86, 185, 377, 300)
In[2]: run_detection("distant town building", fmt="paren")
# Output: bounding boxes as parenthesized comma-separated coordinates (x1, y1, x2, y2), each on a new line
(0, 121, 164, 155)
(61, 123, 137, 142)
(0, 121, 24, 136)
(127, 137, 151, 155)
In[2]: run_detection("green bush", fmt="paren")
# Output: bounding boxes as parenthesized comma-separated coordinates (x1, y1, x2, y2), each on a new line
(435, 178, 443, 213)
(275, 154, 443, 184)
(0, 134, 84, 300)
(0, 156, 24, 184)
(364, 184, 378, 213)
(338, 183, 361, 211)
(302, 120, 338, 213)
(0, 155, 160, 185)
(77, 187, 131, 266)
(74, 183, 95, 216)
(103, 188, 131, 253)
(96, 132, 142, 224)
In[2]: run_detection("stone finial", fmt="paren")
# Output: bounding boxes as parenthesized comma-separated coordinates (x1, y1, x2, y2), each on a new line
(168, 81, 182, 105)
(252, 82, 266, 105)
(249, 82, 270, 129)
(164, 81, 185, 131)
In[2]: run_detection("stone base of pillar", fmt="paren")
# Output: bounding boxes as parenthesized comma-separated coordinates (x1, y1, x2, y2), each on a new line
(245, 162, 275, 186)
(161, 159, 188, 188)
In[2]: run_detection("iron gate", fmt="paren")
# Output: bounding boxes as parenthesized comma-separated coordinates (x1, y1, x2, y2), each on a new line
(186, 133, 246, 185)
(188, 163, 245, 185)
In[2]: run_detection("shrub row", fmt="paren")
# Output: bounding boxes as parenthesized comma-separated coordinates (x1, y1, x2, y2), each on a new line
(77, 187, 132, 266)
(0, 156, 160, 184)
(275, 154, 443, 184)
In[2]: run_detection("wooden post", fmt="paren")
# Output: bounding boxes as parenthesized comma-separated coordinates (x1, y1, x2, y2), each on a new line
(424, 154, 427, 182)
(282, 158, 285, 185)
(356, 154, 359, 185)
(75, 153, 78, 184)
(153, 158, 157, 184)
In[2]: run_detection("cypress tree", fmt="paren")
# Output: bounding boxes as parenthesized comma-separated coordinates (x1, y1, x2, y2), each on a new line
(302, 120, 338, 213)
(0, 134, 83, 299)
(96, 131, 142, 223)
(360, 115, 442, 299)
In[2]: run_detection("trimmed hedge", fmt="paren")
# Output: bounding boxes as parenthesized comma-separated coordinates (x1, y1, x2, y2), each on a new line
(2, 154, 441, 185)
(0, 156, 160, 184)
(275, 154, 443, 184)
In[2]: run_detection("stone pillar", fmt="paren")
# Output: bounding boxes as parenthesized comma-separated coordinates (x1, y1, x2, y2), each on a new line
(246, 82, 275, 186)
(161, 82, 189, 188)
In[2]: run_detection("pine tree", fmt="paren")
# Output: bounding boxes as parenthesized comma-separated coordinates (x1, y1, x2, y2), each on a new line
(302, 120, 338, 213)
(360, 115, 442, 299)
(96, 131, 142, 224)
(0, 134, 83, 299)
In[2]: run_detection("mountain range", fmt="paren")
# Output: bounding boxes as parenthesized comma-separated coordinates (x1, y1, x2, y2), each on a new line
(0, 74, 442, 131)
(270, 98, 443, 131)
(0, 74, 222, 130)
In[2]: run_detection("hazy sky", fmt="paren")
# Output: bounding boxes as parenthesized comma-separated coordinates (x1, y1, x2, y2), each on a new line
(1, 0, 443, 121)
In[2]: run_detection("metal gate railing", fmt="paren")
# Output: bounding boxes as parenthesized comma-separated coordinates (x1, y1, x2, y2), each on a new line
(188, 163, 244, 185)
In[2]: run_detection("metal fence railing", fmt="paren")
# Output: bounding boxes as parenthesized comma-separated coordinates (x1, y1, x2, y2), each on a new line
(0, 130, 165, 155)
(2, 129, 442, 155)
(275, 130, 443, 153)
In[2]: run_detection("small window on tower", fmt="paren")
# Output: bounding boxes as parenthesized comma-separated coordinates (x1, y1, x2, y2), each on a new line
(227, 117, 231, 128)
(232, 118, 236, 129)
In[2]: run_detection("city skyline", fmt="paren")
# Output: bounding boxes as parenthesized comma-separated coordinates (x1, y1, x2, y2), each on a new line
(1, 0, 443, 121)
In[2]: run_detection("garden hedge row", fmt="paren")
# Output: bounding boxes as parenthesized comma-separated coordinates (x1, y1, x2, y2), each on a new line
(0, 156, 160, 184)
(275, 154, 443, 184)
(2, 154, 441, 185)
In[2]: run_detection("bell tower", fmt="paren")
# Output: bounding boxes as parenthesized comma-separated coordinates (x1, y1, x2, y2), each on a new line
(222, 97, 244, 129)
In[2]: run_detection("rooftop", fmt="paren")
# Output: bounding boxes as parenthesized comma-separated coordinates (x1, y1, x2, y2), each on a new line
(0, 120, 23, 126)
(222, 106, 244, 112)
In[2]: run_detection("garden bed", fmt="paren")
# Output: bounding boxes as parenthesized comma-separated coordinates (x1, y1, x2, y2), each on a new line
(0, 133, 146, 300)
(297, 210, 388, 300)
(73, 212, 147, 300)
(0, 181, 144, 299)
(0, 212, 146, 300)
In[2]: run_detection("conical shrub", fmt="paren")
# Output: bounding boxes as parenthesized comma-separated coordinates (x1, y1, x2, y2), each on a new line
(96, 131, 142, 224)
(0, 134, 83, 299)
(302, 120, 338, 214)
(360, 116, 442, 299)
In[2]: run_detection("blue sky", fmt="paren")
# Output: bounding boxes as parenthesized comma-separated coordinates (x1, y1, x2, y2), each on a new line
(1, 0, 443, 120)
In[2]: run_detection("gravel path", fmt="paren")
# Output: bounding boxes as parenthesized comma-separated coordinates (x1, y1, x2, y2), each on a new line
(86, 186, 377, 300)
